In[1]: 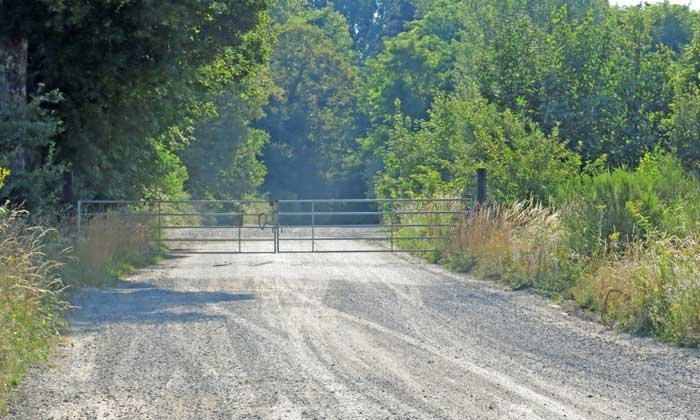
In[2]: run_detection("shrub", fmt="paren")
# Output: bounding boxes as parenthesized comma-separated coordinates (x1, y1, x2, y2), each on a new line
(0, 168, 8, 187)
(0, 91, 64, 214)
(375, 92, 582, 202)
(440, 154, 700, 347)
(556, 153, 700, 256)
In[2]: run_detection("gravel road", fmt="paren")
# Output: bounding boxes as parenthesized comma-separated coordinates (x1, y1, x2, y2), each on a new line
(6, 228, 700, 419)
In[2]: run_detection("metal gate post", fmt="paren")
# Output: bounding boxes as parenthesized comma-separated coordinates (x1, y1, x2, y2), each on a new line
(390, 203, 395, 251)
(273, 200, 280, 253)
(390, 223, 394, 251)
(311, 201, 316, 252)
(76, 200, 82, 234)
(157, 200, 162, 246)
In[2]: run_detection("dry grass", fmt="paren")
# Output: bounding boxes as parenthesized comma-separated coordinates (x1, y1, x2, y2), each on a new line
(66, 214, 157, 287)
(450, 201, 566, 289)
(0, 202, 175, 411)
(0, 208, 68, 413)
(587, 234, 700, 346)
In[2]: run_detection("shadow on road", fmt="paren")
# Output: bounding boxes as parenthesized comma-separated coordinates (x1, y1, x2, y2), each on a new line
(67, 280, 254, 332)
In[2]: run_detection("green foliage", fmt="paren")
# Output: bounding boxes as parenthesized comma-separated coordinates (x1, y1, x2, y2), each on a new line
(445, 186, 700, 346)
(475, 5, 549, 119)
(181, 71, 272, 200)
(259, 6, 363, 198)
(375, 91, 581, 201)
(665, 30, 700, 172)
(364, 1, 462, 125)
(441, 252, 478, 273)
(358, 0, 691, 191)
(589, 234, 700, 347)
(310, 0, 416, 55)
(2, 0, 272, 203)
(0, 90, 64, 213)
(2, 0, 700, 362)
(556, 153, 700, 256)
(0, 168, 8, 189)
(440, 153, 700, 346)
(665, 88, 700, 172)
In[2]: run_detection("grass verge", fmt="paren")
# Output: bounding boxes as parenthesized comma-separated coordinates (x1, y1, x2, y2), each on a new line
(0, 208, 68, 414)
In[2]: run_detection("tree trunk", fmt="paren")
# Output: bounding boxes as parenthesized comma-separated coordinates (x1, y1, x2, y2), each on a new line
(0, 35, 29, 173)
(0, 35, 28, 102)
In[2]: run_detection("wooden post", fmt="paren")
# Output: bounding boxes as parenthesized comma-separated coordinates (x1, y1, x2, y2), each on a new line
(476, 168, 487, 207)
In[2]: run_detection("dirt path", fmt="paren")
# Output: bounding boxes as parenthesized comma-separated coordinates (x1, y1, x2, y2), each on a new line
(6, 231, 700, 419)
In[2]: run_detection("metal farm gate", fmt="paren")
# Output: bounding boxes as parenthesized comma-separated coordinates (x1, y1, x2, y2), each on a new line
(77, 197, 474, 255)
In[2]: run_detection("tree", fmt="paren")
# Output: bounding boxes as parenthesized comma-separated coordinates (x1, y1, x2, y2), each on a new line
(375, 90, 581, 201)
(309, 0, 417, 55)
(665, 29, 700, 171)
(475, 8, 550, 119)
(181, 70, 274, 200)
(0, 89, 63, 211)
(646, 1, 696, 54)
(258, 7, 362, 199)
(364, 0, 464, 124)
(1, 0, 272, 202)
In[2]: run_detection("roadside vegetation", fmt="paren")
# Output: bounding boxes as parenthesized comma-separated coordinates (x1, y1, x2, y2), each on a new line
(0, 171, 66, 413)
(66, 215, 162, 288)
(433, 154, 700, 346)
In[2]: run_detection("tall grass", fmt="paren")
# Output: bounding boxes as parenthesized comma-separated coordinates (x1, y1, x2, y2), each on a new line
(65, 214, 161, 287)
(585, 235, 700, 346)
(0, 198, 189, 410)
(0, 207, 68, 413)
(449, 201, 574, 290)
(389, 199, 466, 261)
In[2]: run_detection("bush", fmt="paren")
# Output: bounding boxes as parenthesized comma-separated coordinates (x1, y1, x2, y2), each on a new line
(375, 91, 582, 202)
(0, 168, 8, 187)
(556, 153, 700, 256)
(0, 91, 64, 214)
(0, 207, 67, 413)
